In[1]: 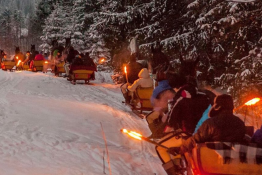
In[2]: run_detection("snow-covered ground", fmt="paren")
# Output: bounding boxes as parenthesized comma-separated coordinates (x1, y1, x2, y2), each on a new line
(0, 70, 165, 175)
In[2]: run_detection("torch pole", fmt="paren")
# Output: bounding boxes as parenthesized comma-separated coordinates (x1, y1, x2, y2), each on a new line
(124, 66, 129, 84)
(244, 105, 247, 124)
(142, 136, 169, 149)
(126, 74, 129, 84)
(120, 129, 169, 149)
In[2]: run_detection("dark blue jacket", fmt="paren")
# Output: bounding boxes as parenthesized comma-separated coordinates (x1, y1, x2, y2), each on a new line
(251, 126, 262, 145)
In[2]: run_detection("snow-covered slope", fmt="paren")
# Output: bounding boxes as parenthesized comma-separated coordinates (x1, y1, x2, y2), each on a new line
(0, 70, 164, 175)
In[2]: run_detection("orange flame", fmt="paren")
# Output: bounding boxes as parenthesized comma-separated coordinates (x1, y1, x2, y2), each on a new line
(17, 60, 21, 66)
(44, 61, 48, 64)
(100, 58, 105, 63)
(122, 129, 142, 140)
(245, 98, 261, 106)
(16, 56, 18, 60)
(124, 66, 127, 74)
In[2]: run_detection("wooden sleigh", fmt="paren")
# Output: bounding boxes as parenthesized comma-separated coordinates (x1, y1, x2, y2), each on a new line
(124, 86, 154, 119)
(31, 60, 44, 72)
(68, 65, 96, 85)
(22, 64, 30, 71)
(181, 142, 262, 175)
(1, 61, 16, 71)
(54, 61, 65, 76)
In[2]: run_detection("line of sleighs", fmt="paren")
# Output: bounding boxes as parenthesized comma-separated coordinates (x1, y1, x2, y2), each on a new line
(1, 60, 95, 85)
(126, 87, 262, 175)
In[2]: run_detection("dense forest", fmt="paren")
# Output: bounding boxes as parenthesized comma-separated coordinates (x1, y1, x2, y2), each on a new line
(0, 0, 40, 53)
(0, 0, 261, 105)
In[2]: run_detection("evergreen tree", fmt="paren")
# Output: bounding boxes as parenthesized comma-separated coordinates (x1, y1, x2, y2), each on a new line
(40, 3, 72, 53)
(0, 8, 13, 54)
(70, 0, 87, 52)
(85, 0, 110, 60)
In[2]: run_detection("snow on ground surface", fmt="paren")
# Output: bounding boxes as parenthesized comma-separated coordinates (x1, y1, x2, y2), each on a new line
(0, 70, 165, 175)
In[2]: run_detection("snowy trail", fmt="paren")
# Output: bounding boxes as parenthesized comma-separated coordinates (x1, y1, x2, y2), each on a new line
(0, 70, 165, 175)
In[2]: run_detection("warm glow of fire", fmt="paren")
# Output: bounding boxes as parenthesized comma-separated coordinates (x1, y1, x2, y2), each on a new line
(124, 66, 127, 74)
(245, 98, 261, 106)
(16, 56, 18, 59)
(100, 58, 105, 63)
(45, 61, 48, 64)
(122, 129, 142, 140)
(17, 60, 21, 66)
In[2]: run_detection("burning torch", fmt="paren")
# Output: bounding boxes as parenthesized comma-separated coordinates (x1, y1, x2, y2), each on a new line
(244, 97, 261, 127)
(124, 66, 129, 84)
(99, 58, 105, 64)
(16, 60, 21, 67)
(120, 129, 168, 149)
(244, 98, 260, 106)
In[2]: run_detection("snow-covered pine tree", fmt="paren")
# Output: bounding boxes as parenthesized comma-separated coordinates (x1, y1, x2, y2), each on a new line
(40, 2, 73, 53)
(70, 0, 88, 53)
(0, 8, 13, 54)
(187, 0, 262, 102)
(84, 0, 111, 61)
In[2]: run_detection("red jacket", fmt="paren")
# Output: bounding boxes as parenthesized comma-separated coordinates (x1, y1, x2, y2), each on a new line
(35, 54, 45, 61)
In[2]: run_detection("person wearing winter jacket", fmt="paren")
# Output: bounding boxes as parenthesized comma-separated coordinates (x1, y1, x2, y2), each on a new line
(126, 68, 153, 106)
(251, 125, 262, 146)
(147, 80, 175, 138)
(155, 73, 209, 175)
(54, 51, 63, 64)
(127, 68, 153, 91)
(30, 51, 45, 69)
(34, 52, 45, 61)
(125, 53, 143, 84)
(193, 89, 217, 133)
(121, 53, 143, 103)
(180, 94, 246, 153)
(83, 52, 96, 80)
(151, 80, 175, 112)
(64, 46, 76, 77)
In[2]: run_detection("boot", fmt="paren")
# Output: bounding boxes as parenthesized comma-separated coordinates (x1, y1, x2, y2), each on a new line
(123, 93, 131, 104)
(162, 159, 181, 175)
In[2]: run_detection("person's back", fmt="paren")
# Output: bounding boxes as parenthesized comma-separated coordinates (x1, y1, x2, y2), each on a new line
(128, 68, 153, 92)
(83, 53, 95, 67)
(202, 111, 245, 142)
(126, 54, 143, 84)
(71, 55, 84, 66)
(35, 53, 45, 61)
(181, 94, 246, 153)
(167, 84, 209, 133)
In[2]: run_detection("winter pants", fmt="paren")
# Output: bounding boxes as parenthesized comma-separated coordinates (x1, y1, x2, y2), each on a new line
(120, 83, 134, 102)
(64, 62, 70, 76)
(156, 133, 182, 163)
(121, 83, 133, 97)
